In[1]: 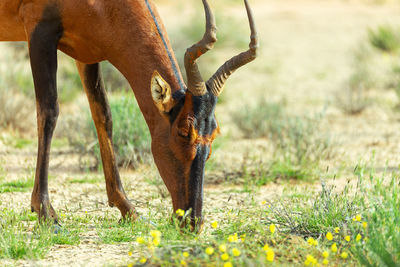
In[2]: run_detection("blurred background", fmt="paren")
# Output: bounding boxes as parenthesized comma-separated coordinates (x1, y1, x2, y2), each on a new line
(1, 0, 400, 183)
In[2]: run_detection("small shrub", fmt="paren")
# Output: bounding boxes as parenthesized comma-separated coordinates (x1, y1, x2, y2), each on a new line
(265, 179, 362, 237)
(109, 94, 152, 167)
(368, 25, 400, 53)
(336, 85, 371, 115)
(5, 43, 83, 104)
(391, 64, 400, 104)
(232, 99, 332, 181)
(351, 171, 400, 266)
(336, 45, 374, 115)
(56, 54, 83, 103)
(232, 100, 285, 139)
(61, 93, 152, 170)
(0, 78, 35, 133)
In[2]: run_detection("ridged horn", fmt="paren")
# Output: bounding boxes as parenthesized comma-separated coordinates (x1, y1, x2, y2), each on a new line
(206, 0, 258, 97)
(184, 0, 217, 96)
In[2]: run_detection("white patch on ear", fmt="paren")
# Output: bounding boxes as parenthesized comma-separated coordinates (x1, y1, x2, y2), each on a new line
(151, 70, 174, 112)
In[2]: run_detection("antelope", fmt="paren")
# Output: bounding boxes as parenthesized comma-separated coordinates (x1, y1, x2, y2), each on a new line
(0, 0, 258, 228)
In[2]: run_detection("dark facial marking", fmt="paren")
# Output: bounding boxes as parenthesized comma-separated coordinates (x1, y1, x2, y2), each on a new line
(188, 144, 210, 221)
(185, 91, 219, 224)
(167, 91, 186, 124)
(191, 91, 218, 137)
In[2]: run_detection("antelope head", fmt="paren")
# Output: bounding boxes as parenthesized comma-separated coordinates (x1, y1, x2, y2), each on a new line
(150, 0, 258, 230)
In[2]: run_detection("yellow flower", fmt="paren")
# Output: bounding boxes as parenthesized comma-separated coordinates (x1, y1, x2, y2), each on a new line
(228, 233, 238, 243)
(334, 227, 340, 233)
(128, 264, 133, 267)
(183, 252, 189, 258)
(224, 262, 233, 267)
(322, 250, 329, 258)
(341, 251, 348, 259)
(240, 234, 246, 241)
(263, 244, 269, 251)
(269, 224, 276, 234)
(150, 230, 161, 239)
(261, 200, 267, 205)
(355, 214, 362, 222)
(128, 251, 133, 257)
(140, 257, 147, 264)
(153, 237, 161, 246)
(362, 221, 368, 229)
(221, 253, 230, 261)
(176, 209, 185, 217)
(356, 234, 362, 242)
(331, 243, 338, 253)
(266, 249, 275, 262)
(205, 247, 214, 255)
(211, 221, 218, 229)
(181, 260, 187, 266)
(136, 237, 145, 244)
(326, 232, 333, 241)
(219, 244, 227, 252)
(307, 237, 318, 246)
(232, 248, 241, 257)
(345, 235, 350, 242)
(305, 255, 317, 266)
(322, 259, 329, 265)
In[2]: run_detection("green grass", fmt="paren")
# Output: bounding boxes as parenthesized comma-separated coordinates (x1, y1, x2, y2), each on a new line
(0, 178, 33, 193)
(351, 171, 400, 266)
(120, 186, 361, 266)
(0, 208, 81, 260)
(120, 169, 398, 266)
(97, 219, 138, 244)
(0, 169, 398, 266)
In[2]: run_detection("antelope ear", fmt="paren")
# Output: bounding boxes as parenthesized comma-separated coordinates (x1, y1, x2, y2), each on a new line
(151, 71, 175, 113)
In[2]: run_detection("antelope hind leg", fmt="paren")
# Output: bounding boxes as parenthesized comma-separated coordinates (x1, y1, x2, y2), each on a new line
(76, 61, 137, 220)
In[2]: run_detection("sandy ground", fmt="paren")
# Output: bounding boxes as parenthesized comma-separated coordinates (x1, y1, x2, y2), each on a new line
(1, 0, 400, 266)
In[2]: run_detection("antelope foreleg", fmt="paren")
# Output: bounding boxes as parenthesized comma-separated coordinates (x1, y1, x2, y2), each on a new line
(28, 8, 63, 224)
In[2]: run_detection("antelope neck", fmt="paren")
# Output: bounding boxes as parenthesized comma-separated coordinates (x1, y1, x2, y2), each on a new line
(144, 0, 185, 92)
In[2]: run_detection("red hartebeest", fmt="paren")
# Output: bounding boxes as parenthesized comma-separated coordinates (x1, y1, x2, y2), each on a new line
(0, 0, 258, 228)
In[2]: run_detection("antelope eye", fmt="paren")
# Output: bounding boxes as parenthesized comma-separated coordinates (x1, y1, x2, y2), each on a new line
(178, 128, 189, 138)
(177, 123, 192, 138)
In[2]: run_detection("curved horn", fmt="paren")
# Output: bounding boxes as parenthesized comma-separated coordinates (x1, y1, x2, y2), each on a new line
(206, 0, 258, 97)
(184, 0, 217, 96)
